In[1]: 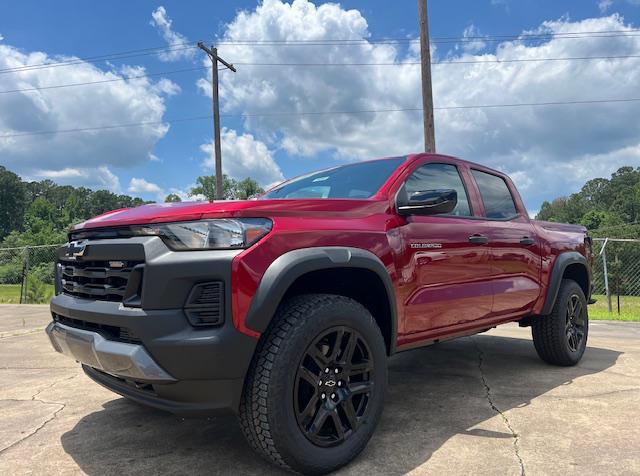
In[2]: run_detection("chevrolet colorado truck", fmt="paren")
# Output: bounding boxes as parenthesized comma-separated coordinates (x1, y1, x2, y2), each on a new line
(47, 154, 592, 475)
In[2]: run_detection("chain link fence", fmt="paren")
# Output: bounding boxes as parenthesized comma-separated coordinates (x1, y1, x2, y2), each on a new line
(1, 239, 639, 311)
(591, 238, 640, 315)
(0, 244, 60, 304)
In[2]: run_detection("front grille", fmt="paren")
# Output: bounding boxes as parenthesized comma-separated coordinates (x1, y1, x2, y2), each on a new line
(53, 314, 142, 344)
(59, 259, 142, 302)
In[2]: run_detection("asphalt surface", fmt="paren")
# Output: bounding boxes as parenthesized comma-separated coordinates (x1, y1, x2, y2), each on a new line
(1, 305, 639, 475)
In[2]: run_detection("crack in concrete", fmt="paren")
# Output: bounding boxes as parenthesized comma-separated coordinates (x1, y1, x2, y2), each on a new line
(472, 337, 526, 476)
(0, 375, 76, 456)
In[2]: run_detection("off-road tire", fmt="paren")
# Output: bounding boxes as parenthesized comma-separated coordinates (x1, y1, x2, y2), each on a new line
(532, 279, 589, 366)
(238, 294, 388, 475)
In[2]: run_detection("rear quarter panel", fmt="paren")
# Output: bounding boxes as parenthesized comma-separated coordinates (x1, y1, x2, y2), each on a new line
(530, 220, 589, 314)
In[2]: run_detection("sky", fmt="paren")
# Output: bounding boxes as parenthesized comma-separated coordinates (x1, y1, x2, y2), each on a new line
(1, 0, 640, 214)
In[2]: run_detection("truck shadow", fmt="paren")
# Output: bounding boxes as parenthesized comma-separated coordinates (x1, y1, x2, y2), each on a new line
(60, 334, 621, 475)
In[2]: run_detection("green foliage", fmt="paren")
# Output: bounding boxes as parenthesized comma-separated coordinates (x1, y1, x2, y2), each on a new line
(0, 166, 150, 247)
(0, 166, 27, 240)
(190, 175, 264, 201)
(165, 193, 182, 203)
(25, 276, 54, 304)
(536, 166, 640, 237)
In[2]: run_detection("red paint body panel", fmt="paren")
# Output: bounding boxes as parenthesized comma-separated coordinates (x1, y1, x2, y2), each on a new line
(72, 154, 589, 350)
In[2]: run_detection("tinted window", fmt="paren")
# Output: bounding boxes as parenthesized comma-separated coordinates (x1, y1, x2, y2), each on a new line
(471, 170, 518, 219)
(261, 157, 405, 200)
(403, 163, 471, 217)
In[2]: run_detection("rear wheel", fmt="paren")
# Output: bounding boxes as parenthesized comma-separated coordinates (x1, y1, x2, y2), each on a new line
(532, 279, 589, 366)
(238, 294, 387, 475)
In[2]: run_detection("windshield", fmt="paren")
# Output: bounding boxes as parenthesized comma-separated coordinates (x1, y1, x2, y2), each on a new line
(260, 157, 406, 200)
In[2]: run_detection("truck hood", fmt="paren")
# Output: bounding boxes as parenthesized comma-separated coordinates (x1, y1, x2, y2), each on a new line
(73, 199, 388, 230)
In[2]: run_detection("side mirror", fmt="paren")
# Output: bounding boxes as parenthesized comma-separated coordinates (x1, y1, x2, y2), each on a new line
(398, 189, 458, 216)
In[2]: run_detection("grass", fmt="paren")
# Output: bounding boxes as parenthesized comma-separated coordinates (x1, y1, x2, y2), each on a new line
(589, 294, 640, 322)
(0, 284, 22, 303)
(0, 283, 55, 304)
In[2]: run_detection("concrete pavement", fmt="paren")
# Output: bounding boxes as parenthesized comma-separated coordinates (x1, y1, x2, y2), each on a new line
(1, 305, 639, 475)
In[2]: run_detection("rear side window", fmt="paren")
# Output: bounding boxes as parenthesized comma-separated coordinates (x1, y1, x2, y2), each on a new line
(404, 163, 472, 217)
(471, 170, 518, 219)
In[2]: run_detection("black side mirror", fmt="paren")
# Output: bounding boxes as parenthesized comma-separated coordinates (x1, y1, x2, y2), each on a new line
(397, 189, 458, 216)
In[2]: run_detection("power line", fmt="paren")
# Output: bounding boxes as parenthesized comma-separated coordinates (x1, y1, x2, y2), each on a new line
(0, 66, 209, 95)
(1, 29, 640, 75)
(0, 44, 198, 75)
(2, 53, 639, 96)
(2, 96, 639, 139)
(233, 53, 640, 66)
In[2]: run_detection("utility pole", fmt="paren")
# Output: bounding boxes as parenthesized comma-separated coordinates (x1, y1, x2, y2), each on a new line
(197, 42, 236, 200)
(417, 0, 436, 153)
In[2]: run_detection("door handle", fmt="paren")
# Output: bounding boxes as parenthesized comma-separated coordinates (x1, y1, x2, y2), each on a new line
(520, 236, 536, 246)
(468, 234, 489, 245)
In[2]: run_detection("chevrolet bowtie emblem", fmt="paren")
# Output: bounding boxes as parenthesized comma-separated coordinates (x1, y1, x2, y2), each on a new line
(66, 241, 87, 260)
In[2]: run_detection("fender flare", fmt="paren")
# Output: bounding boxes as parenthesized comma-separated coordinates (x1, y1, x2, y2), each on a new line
(244, 247, 398, 353)
(541, 251, 590, 315)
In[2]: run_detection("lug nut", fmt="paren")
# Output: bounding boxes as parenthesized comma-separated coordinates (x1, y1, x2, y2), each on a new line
(318, 380, 322, 386)
(325, 368, 329, 373)
(337, 381, 342, 387)
(331, 393, 336, 399)
(334, 368, 339, 374)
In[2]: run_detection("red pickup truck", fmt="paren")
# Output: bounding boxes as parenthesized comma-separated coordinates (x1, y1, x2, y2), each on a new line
(47, 154, 592, 474)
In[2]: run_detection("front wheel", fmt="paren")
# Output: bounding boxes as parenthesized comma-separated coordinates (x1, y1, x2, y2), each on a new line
(532, 279, 589, 366)
(238, 294, 387, 475)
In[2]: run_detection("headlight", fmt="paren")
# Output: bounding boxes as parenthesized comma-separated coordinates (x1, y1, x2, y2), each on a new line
(131, 218, 272, 250)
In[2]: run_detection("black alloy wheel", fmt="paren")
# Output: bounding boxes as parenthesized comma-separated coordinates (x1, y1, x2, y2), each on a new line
(565, 293, 586, 352)
(294, 326, 374, 447)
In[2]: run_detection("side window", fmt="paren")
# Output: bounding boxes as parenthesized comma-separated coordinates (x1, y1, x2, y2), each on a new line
(404, 163, 472, 217)
(471, 170, 518, 219)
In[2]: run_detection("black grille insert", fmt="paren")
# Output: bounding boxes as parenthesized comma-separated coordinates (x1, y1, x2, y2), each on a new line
(53, 314, 142, 344)
(59, 259, 142, 302)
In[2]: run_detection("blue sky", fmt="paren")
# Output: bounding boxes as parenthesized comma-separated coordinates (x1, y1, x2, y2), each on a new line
(1, 0, 640, 213)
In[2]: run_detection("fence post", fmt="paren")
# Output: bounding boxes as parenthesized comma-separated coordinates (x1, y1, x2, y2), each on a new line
(21, 246, 30, 304)
(600, 239, 612, 313)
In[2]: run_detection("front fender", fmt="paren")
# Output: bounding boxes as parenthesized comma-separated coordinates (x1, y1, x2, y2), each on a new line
(244, 247, 397, 352)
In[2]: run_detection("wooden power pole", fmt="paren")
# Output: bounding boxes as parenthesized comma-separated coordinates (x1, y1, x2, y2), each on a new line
(197, 42, 236, 200)
(417, 0, 436, 153)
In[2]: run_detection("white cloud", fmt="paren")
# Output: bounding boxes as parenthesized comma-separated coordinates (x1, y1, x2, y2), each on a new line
(32, 166, 121, 192)
(200, 128, 284, 186)
(459, 25, 487, 54)
(599, 0, 640, 12)
(128, 177, 164, 200)
(207, 1, 640, 208)
(0, 42, 178, 187)
(150, 6, 195, 62)
(599, 0, 614, 12)
(0, 33, 4, 41)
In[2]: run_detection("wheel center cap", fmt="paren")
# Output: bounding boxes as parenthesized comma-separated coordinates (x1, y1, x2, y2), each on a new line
(325, 379, 336, 387)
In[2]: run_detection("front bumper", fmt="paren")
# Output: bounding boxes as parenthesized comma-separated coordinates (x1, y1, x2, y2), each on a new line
(47, 321, 174, 382)
(48, 236, 258, 416)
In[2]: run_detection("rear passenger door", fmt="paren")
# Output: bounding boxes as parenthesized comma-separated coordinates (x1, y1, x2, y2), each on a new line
(470, 169, 543, 316)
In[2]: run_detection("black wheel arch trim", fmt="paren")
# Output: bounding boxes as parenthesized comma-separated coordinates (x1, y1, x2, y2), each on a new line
(244, 247, 398, 354)
(542, 251, 590, 315)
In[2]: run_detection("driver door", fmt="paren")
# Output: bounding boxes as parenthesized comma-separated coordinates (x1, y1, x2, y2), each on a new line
(395, 162, 494, 335)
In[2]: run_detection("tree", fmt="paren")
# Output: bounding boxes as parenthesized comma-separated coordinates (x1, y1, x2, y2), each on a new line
(0, 166, 26, 239)
(165, 193, 182, 203)
(190, 175, 238, 201)
(236, 178, 264, 200)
